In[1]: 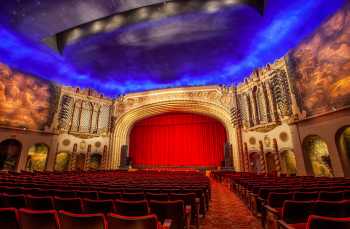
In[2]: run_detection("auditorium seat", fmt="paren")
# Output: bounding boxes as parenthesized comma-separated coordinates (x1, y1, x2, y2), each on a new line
(146, 193, 169, 201)
(123, 192, 145, 201)
(59, 210, 106, 229)
(313, 201, 345, 218)
(25, 195, 54, 210)
(54, 190, 77, 198)
(169, 193, 199, 228)
(114, 199, 149, 216)
(264, 192, 294, 229)
(149, 200, 190, 229)
(306, 215, 350, 229)
(2, 194, 26, 209)
(0, 208, 19, 229)
(344, 191, 350, 200)
(98, 191, 121, 200)
(19, 208, 59, 229)
(278, 201, 314, 229)
(107, 213, 170, 229)
(76, 191, 98, 200)
(318, 191, 344, 201)
(53, 197, 83, 213)
(293, 192, 319, 201)
(83, 199, 115, 214)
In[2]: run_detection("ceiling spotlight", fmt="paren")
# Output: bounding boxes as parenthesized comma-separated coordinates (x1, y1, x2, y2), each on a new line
(90, 21, 104, 33)
(205, 1, 221, 13)
(105, 15, 125, 32)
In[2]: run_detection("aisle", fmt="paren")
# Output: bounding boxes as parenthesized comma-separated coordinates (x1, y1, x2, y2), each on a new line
(201, 179, 262, 229)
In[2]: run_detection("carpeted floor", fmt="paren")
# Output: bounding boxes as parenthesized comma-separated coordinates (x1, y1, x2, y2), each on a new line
(200, 179, 262, 229)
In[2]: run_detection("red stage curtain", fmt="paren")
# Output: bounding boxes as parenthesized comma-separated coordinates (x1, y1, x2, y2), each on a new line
(129, 113, 226, 167)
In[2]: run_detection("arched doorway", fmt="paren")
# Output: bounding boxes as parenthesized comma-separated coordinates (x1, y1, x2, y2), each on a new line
(26, 143, 49, 171)
(280, 150, 297, 175)
(0, 139, 21, 171)
(336, 126, 350, 176)
(249, 152, 261, 173)
(75, 153, 86, 171)
(129, 112, 227, 168)
(89, 153, 102, 170)
(54, 151, 71, 171)
(303, 135, 333, 177)
(265, 152, 276, 173)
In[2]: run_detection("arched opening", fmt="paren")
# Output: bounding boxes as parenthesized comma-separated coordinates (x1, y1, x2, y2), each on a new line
(303, 135, 333, 177)
(54, 151, 71, 171)
(265, 152, 276, 173)
(26, 143, 49, 171)
(75, 153, 86, 171)
(335, 126, 350, 176)
(280, 150, 297, 175)
(89, 153, 102, 170)
(0, 139, 21, 171)
(249, 152, 261, 173)
(129, 112, 227, 169)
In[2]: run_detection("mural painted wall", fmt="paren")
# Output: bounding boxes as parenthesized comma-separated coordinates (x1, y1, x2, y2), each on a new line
(289, 3, 350, 116)
(0, 62, 56, 130)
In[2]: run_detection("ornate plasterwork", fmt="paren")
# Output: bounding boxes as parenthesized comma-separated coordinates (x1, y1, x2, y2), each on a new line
(109, 85, 239, 170)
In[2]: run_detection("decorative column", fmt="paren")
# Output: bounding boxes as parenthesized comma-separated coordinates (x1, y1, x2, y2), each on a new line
(265, 80, 279, 122)
(101, 145, 107, 169)
(259, 141, 266, 173)
(243, 143, 250, 172)
(272, 139, 282, 173)
(85, 145, 91, 170)
(70, 144, 78, 171)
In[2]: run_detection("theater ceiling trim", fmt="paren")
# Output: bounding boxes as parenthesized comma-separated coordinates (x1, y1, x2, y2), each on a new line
(109, 85, 239, 170)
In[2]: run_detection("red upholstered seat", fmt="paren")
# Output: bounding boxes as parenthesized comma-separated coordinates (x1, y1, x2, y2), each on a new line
(114, 199, 149, 216)
(169, 193, 199, 227)
(313, 201, 345, 218)
(83, 199, 115, 214)
(280, 200, 315, 226)
(293, 192, 319, 201)
(76, 191, 98, 200)
(98, 191, 122, 200)
(2, 194, 26, 209)
(123, 192, 146, 201)
(25, 195, 54, 210)
(107, 213, 163, 229)
(54, 190, 77, 198)
(53, 196, 83, 213)
(149, 200, 190, 229)
(0, 208, 19, 229)
(59, 210, 106, 229)
(18, 208, 59, 229)
(306, 215, 350, 229)
(146, 193, 169, 201)
(318, 191, 344, 201)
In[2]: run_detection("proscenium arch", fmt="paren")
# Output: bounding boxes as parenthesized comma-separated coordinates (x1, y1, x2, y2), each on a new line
(110, 100, 237, 170)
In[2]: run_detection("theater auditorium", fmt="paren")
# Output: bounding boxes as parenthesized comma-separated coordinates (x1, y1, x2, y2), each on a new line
(0, 0, 350, 228)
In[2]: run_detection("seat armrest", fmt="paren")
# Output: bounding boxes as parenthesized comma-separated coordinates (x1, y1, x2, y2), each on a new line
(264, 205, 279, 215)
(277, 220, 295, 229)
(185, 205, 192, 215)
(185, 205, 192, 229)
(162, 219, 172, 229)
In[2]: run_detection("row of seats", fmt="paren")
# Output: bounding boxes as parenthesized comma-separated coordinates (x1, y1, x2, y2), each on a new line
(215, 172, 350, 229)
(0, 208, 171, 229)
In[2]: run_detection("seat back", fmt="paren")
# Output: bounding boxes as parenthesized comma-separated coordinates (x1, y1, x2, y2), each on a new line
(318, 191, 344, 201)
(59, 210, 106, 229)
(0, 208, 19, 229)
(19, 208, 59, 229)
(123, 192, 145, 201)
(267, 192, 294, 208)
(53, 197, 83, 213)
(26, 195, 54, 210)
(2, 194, 26, 208)
(115, 199, 149, 216)
(150, 200, 184, 229)
(146, 193, 169, 201)
(282, 200, 315, 224)
(83, 199, 115, 214)
(107, 213, 159, 229)
(54, 190, 76, 198)
(98, 191, 121, 200)
(306, 215, 350, 229)
(293, 191, 319, 201)
(313, 201, 345, 217)
(77, 191, 98, 200)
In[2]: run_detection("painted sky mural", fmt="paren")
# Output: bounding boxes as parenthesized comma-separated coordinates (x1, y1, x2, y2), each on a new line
(0, 62, 55, 130)
(0, 0, 346, 96)
(290, 2, 350, 117)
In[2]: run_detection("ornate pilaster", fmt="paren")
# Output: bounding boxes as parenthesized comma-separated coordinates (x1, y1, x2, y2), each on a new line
(259, 141, 266, 173)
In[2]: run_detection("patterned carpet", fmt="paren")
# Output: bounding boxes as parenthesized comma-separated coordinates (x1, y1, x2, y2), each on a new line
(200, 179, 262, 229)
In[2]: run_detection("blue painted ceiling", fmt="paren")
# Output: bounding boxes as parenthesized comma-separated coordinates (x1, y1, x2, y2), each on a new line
(0, 0, 346, 97)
